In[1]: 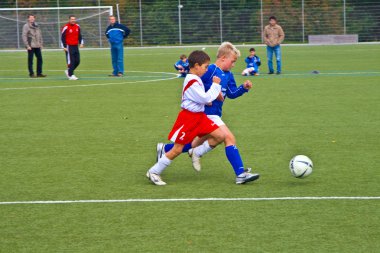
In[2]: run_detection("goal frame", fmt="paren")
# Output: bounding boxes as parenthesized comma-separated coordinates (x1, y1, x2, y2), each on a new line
(0, 6, 113, 48)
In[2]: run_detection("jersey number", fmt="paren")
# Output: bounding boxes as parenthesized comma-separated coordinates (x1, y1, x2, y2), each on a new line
(179, 132, 186, 140)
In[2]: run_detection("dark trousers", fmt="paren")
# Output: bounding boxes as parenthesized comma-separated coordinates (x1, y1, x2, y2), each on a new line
(28, 47, 43, 75)
(65, 45, 80, 76)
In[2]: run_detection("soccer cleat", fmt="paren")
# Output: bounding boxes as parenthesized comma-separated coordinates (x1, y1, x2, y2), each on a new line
(146, 171, 166, 186)
(188, 148, 201, 172)
(69, 75, 79, 80)
(64, 70, 70, 78)
(268, 72, 274, 75)
(37, 74, 47, 78)
(29, 74, 36, 78)
(235, 168, 260, 184)
(156, 143, 165, 162)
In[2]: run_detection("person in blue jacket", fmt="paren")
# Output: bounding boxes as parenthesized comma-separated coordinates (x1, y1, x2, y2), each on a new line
(174, 54, 190, 77)
(242, 48, 261, 76)
(105, 15, 130, 77)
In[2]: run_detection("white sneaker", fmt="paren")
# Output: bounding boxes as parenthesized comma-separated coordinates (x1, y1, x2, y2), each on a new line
(188, 148, 201, 172)
(64, 70, 69, 78)
(236, 168, 260, 184)
(146, 171, 166, 186)
(156, 143, 165, 162)
(69, 75, 78, 81)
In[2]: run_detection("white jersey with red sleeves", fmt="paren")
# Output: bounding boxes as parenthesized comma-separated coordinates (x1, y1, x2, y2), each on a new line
(181, 74, 221, 113)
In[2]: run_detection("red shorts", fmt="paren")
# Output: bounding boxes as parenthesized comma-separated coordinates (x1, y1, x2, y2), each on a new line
(168, 109, 219, 145)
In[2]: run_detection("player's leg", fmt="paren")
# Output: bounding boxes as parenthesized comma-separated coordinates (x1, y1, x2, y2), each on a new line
(274, 45, 282, 74)
(220, 125, 260, 184)
(27, 49, 34, 77)
(117, 42, 124, 75)
(267, 46, 274, 74)
(68, 46, 75, 76)
(35, 48, 43, 76)
(147, 143, 184, 186)
(110, 45, 118, 75)
(75, 46, 80, 70)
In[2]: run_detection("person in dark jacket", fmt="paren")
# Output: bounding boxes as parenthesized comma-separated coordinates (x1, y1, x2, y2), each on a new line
(105, 16, 130, 77)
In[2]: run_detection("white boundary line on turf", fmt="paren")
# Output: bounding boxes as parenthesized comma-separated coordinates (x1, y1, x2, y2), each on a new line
(0, 71, 178, 91)
(0, 42, 379, 52)
(0, 196, 379, 205)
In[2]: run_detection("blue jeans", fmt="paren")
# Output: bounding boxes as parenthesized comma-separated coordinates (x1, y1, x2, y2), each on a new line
(267, 45, 282, 73)
(110, 42, 124, 75)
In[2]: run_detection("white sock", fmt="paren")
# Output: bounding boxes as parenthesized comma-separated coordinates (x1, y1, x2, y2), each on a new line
(193, 140, 213, 157)
(149, 154, 172, 175)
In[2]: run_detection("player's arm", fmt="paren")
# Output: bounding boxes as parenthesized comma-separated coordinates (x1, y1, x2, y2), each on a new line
(61, 26, 67, 50)
(201, 65, 216, 92)
(226, 75, 249, 99)
(278, 26, 285, 44)
(121, 24, 131, 38)
(22, 24, 31, 50)
(186, 78, 221, 104)
(105, 26, 110, 38)
(256, 56, 261, 66)
(78, 27, 84, 47)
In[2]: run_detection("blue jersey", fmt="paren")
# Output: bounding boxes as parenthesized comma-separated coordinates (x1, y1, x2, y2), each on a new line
(245, 55, 261, 69)
(105, 22, 130, 44)
(201, 64, 248, 117)
(174, 59, 190, 71)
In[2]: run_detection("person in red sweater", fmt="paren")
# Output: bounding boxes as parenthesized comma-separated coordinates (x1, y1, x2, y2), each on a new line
(61, 15, 84, 80)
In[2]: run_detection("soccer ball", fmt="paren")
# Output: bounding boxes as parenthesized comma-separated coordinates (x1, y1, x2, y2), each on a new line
(289, 155, 313, 178)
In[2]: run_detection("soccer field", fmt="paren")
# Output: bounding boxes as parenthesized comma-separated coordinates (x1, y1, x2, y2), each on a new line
(0, 44, 380, 252)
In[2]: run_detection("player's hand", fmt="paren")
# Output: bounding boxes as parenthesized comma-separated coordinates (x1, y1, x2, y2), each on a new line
(63, 48, 67, 52)
(216, 92, 224, 102)
(80, 44, 84, 48)
(243, 80, 253, 90)
(213, 76, 221, 84)
(206, 102, 212, 106)
(26, 46, 31, 51)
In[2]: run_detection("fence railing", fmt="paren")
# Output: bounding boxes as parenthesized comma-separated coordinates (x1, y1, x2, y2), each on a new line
(0, 0, 379, 49)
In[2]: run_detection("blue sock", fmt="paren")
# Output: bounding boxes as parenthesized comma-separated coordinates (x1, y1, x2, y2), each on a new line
(164, 143, 192, 153)
(225, 145, 245, 176)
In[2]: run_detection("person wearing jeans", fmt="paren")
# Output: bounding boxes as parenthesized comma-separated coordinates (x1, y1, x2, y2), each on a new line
(22, 14, 46, 78)
(264, 16, 285, 74)
(105, 16, 130, 77)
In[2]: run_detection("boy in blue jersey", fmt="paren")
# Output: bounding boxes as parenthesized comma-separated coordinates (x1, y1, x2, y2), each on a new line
(174, 54, 190, 77)
(242, 48, 261, 76)
(105, 16, 130, 77)
(157, 42, 260, 184)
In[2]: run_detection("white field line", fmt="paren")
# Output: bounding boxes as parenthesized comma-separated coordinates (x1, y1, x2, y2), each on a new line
(1, 42, 379, 52)
(0, 71, 178, 91)
(0, 196, 379, 205)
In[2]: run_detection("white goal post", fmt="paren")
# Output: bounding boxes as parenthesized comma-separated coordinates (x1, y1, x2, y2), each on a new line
(0, 6, 113, 49)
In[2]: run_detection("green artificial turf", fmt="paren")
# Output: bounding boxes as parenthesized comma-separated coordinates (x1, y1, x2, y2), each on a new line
(0, 44, 379, 252)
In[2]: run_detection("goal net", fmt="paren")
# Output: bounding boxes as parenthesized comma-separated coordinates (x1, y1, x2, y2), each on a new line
(0, 6, 113, 49)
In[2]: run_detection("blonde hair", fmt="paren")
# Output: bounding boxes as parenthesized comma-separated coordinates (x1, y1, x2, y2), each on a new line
(217, 42, 241, 58)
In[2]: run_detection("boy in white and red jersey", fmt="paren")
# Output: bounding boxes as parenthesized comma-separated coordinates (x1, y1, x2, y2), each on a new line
(61, 15, 84, 80)
(146, 50, 225, 186)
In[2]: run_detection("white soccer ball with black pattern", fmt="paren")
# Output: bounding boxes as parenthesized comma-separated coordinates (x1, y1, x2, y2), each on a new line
(289, 155, 313, 178)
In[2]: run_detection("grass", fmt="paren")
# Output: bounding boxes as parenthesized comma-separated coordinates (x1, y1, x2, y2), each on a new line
(0, 44, 379, 252)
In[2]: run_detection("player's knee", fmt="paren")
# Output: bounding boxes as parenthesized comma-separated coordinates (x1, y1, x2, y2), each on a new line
(225, 131, 236, 145)
(213, 129, 226, 143)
